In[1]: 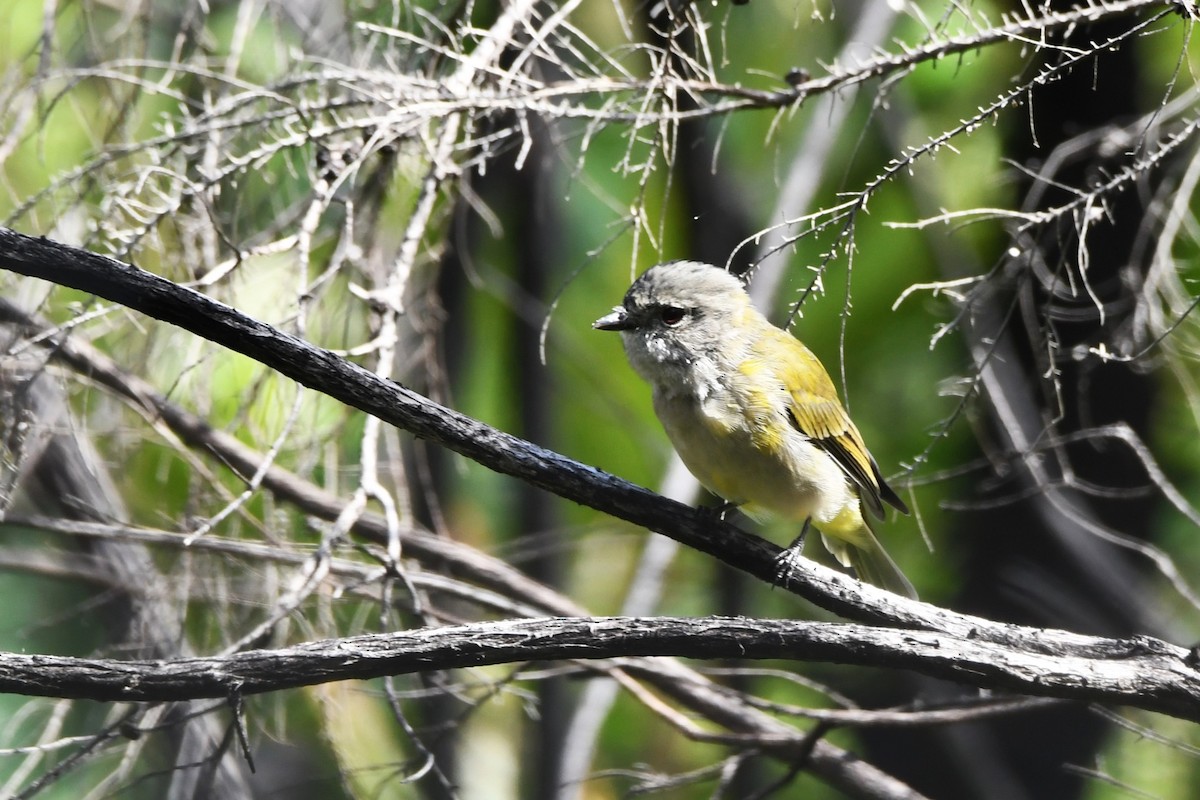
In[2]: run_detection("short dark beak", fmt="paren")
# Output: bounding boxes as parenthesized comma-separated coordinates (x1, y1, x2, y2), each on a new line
(593, 306, 634, 331)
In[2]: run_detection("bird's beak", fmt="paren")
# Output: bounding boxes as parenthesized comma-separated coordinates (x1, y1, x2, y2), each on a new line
(593, 306, 634, 331)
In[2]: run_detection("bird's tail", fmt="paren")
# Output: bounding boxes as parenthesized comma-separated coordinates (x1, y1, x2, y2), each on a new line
(821, 528, 917, 600)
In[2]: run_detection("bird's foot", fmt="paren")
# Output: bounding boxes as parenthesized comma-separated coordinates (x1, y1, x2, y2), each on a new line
(773, 519, 812, 587)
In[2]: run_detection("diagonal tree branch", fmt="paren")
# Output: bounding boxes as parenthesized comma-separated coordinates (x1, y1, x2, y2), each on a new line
(0, 226, 1192, 663)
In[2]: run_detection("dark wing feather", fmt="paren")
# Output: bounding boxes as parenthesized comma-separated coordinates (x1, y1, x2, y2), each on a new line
(871, 454, 909, 515)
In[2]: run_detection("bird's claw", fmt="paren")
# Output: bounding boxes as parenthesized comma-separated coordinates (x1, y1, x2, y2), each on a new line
(772, 518, 812, 588)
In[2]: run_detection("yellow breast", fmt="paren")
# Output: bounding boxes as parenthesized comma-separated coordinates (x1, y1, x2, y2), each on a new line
(651, 375, 852, 526)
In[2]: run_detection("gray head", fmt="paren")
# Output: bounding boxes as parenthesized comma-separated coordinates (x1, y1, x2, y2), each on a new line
(593, 260, 752, 384)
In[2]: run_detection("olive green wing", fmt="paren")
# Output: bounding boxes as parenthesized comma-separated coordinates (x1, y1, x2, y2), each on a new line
(768, 332, 907, 518)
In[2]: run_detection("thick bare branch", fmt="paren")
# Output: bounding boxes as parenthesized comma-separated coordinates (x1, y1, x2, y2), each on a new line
(0, 616, 1196, 721)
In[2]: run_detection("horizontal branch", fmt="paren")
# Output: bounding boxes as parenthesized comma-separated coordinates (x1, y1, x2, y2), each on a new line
(27, 1, 1165, 132)
(2, 616, 1198, 721)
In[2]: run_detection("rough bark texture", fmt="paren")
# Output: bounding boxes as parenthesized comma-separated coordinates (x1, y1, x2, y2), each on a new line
(0, 615, 1195, 720)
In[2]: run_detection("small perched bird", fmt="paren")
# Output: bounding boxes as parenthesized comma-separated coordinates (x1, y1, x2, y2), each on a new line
(594, 260, 915, 598)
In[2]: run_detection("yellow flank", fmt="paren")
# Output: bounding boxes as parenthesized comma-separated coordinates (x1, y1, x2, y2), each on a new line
(734, 361, 785, 453)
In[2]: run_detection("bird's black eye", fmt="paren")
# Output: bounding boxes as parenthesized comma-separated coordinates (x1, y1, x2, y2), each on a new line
(659, 306, 686, 326)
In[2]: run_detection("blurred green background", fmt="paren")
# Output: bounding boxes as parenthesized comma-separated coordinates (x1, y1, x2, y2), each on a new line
(2, 0, 1199, 798)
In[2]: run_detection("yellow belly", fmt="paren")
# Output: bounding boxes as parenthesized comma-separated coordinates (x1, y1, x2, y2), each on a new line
(652, 387, 854, 527)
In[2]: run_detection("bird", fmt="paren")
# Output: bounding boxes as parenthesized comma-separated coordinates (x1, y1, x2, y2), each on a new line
(593, 260, 915, 598)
